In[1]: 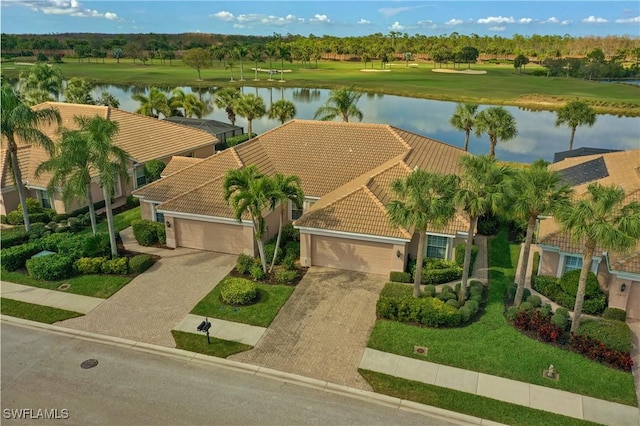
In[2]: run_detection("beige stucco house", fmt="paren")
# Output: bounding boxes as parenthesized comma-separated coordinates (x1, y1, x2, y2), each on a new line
(133, 119, 472, 276)
(536, 149, 640, 320)
(1, 102, 218, 216)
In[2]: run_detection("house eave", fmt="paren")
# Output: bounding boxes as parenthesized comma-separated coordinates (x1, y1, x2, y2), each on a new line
(295, 226, 410, 244)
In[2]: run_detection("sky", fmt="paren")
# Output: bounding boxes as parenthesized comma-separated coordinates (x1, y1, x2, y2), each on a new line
(1, 1, 639, 38)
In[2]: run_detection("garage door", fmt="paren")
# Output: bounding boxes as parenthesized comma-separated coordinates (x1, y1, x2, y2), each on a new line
(627, 283, 640, 320)
(311, 235, 392, 275)
(175, 218, 252, 254)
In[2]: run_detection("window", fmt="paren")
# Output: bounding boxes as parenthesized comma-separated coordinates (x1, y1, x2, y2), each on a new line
(36, 189, 51, 209)
(155, 210, 165, 223)
(290, 201, 303, 220)
(426, 235, 448, 259)
(563, 255, 582, 273)
(135, 167, 147, 189)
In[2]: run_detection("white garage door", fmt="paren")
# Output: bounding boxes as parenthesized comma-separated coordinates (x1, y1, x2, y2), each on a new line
(311, 235, 392, 275)
(175, 218, 251, 254)
(627, 283, 640, 320)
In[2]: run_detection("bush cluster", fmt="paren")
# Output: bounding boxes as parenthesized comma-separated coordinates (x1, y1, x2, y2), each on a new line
(26, 254, 74, 281)
(128, 254, 155, 274)
(6, 198, 55, 225)
(74, 257, 106, 274)
(275, 269, 298, 284)
(264, 242, 282, 265)
(225, 133, 257, 147)
(577, 319, 633, 353)
(236, 254, 254, 274)
(1, 227, 29, 248)
(220, 278, 259, 305)
(532, 274, 606, 315)
(513, 310, 564, 343)
(1, 242, 43, 271)
(569, 333, 634, 371)
(389, 271, 411, 283)
(454, 243, 479, 276)
(410, 258, 463, 285)
(101, 257, 129, 275)
(602, 307, 627, 322)
(131, 220, 166, 246)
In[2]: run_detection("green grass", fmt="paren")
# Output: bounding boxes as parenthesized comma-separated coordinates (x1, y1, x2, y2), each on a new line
(171, 330, 252, 358)
(2, 60, 638, 115)
(79, 206, 141, 235)
(367, 229, 637, 406)
(1, 269, 131, 298)
(191, 276, 295, 327)
(1, 298, 83, 323)
(360, 370, 599, 426)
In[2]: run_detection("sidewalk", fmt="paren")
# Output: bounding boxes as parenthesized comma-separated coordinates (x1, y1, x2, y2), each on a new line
(173, 314, 266, 346)
(360, 348, 640, 426)
(0, 281, 104, 314)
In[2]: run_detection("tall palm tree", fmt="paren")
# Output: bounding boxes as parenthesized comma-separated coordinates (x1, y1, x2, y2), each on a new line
(449, 103, 479, 152)
(268, 99, 297, 124)
(75, 115, 130, 257)
(387, 170, 458, 298)
(267, 173, 304, 273)
(18, 63, 64, 104)
(235, 45, 249, 81)
(509, 160, 572, 306)
(474, 106, 518, 158)
(554, 100, 597, 151)
(169, 88, 205, 118)
(0, 86, 61, 231)
(214, 87, 241, 126)
(314, 87, 363, 122)
(250, 46, 264, 81)
(132, 87, 171, 118)
(235, 94, 266, 139)
(277, 44, 291, 82)
(223, 166, 274, 273)
(454, 155, 511, 303)
(556, 183, 640, 333)
(264, 43, 278, 81)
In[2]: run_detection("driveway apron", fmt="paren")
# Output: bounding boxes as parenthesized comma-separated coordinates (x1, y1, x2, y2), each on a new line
(59, 246, 236, 347)
(229, 267, 387, 391)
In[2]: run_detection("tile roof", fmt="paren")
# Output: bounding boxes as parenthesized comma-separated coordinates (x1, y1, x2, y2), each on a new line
(161, 157, 204, 177)
(0, 146, 31, 188)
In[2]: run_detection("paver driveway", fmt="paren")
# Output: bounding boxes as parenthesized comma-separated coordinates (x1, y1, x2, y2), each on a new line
(229, 267, 387, 391)
(59, 230, 236, 347)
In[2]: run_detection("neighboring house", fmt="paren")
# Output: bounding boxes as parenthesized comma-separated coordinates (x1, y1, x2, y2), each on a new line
(537, 149, 640, 320)
(133, 119, 471, 276)
(0, 102, 218, 215)
(162, 117, 244, 151)
(553, 147, 621, 163)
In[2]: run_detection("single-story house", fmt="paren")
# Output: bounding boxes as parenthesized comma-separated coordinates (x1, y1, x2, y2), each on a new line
(536, 149, 640, 320)
(133, 119, 471, 276)
(1, 102, 219, 215)
(162, 117, 244, 150)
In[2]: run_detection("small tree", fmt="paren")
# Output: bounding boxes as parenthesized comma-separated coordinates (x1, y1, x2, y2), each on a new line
(267, 173, 304, 273)
(449, 103, 479, 152)
(235, 93, 266, 139)
(554, 100, 597, 151)
(314, 87, 363, 122)
(183, 47, 211, 80)
(268, 99, 297, 124)
(144, 159, 166, 183)
(474, 107, 518, 158)
(64, 77, 95, 105)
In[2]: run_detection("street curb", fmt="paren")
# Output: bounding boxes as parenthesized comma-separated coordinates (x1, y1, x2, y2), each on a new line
(1, 316, 506, 426)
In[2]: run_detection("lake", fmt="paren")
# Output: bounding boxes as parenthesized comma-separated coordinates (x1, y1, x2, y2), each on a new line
(92, 84, 639, 164)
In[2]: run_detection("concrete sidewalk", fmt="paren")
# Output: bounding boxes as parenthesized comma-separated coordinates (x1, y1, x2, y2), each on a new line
(1, 281, 104, 314)
(360, 348, 640, 426)
(173, 314, 266, 346)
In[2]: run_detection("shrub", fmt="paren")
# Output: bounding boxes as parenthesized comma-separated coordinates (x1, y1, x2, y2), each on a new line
(559, 270, 601, 297)
(532, 275, 558, 294)
(423, 284, 436, 297)
(226, 133, 257, 147)
(422, 267, 463, 284)
(506, 306, 519, 321)
(249, 262, 265, 281)
(1, 227, 28, 248)
(389, 271, 411, 283)
(454, 243, 479, 275)
(446, 299, 460, 309)
(578, 319, 633, 353)
(284, 241, 300, 258)
(101, 257, 129, 275)
(282, 253, 296, 271)
(75, 257, 106, 275)
(556, 307, 570, 317)
(458, 306, 473, 322)
(551, 313, 569, 331)
(526, 295, 542, 308)
(275, 269, 298, 284)
(144, 159, 166, 183)
(264, 242, 282, 265)
(83, 233, 111, 258)
(531, 252, 540, 277)
(26, 254, 74, 280)
(477, 213, 500, 235)
(0, 242, 42, 271)
(0, 214, 7, 224)
(129, 254, 155, 274)
(603, 307, 627, 322)
(236, 254, 254, 274)
(282, 223, 300, 243)
(522, 288, 531, 301)
(440, 285, 454, 294)
(518, 301, 534, 312)
(506, 283, 517, 303)
(126, 195, 140, 208)
(464, 299, 479, 315)
(538, 303, 552, 317)
(219, 278, 258, 305)
(131, 220, 165, 246)
(376, 295, 462, 327)
(67, 217, 83, 232)
(569, 333, 634, 371)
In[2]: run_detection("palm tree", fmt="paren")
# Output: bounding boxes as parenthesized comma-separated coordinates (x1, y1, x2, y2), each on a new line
(556, 183, 640, 333)
(235, 45, 249, 81)
(18, 63, 64, 104)
(235, 94, 266, 139)
(454, 155, 511, 303)
(314, 87, 363, 122)
(265, 43, 278, 81)
(223, 166, 273, 273)
(267, 173, 304, 272)
(268, 100, 297, 124)
(132, 87, 171, 118)
(449, 103, 479, 152)
(387, 170, 458, 298)
(214, 87, 241, 126)
(0, 86, 61, 231)
(277, 44, 291, 82)
(474, 107, 518, 158)
(76, 115, 130, 257)
(250, 46, 263, 81)
(169, 88, 205, 118)
(509, 160, 572, 306)
(554, 100, 597, 151)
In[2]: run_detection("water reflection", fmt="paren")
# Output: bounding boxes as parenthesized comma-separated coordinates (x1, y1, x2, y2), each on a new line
(85, 84, 640, 164)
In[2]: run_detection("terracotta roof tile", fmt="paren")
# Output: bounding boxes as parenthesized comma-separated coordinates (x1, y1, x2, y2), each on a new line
(1, 146, 31, 188)
(161, 157, 204, 177)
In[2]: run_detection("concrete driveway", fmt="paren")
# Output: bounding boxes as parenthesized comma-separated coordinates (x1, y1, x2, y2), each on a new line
(229, 267, 387, 391)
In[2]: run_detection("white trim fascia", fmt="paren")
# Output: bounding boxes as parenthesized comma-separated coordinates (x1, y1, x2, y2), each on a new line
(1, 186, 16, 194)
(426, 231, 456, 239)
(161, 210, 252, 226)
(602, 252, 640, 281)
(137, 197, 164, 204)
(537, 244, 560, 253)
(296, 226, 410, 244)
(25, 185, 47, 191)
(455, 231, 469, 237)
(305, 196, 321, 201)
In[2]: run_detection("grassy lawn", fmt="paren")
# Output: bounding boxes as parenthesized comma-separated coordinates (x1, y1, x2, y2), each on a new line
(360, 370, 599, 426)
(191, 276, 295, 327)
(367, 229, 637, 406)
(2, 60, 637, 115)
(79, 206, 141, 235)
(1, 298, 83, 323)
(1, 269, 131, 299)
(171, 330, 252, 358)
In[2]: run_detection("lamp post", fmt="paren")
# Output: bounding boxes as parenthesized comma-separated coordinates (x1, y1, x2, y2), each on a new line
(196, 317, 211, 344)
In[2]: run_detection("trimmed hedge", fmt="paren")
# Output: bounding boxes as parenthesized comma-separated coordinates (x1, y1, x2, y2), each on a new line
(559, 269, 600, 297)
(220, 278, 258, 305)
(0, 242, 42, 271)
(454, 243, 479, 275)
(1, 227, 29, 248)
(26, 254, 74, 281)
(410, 258, 463, 284)
(274, 269, 298, 284)
(603, 307, 627, 322)
(226, 133, 257, 147)
(129, 254, 155, 274)
(236, 254, 253, 274)
(101, 257, 129, 275)
(389, 271, 411, 283)
(74, 257, 106, 274)
(578, 319, 633, 353)
(131, 220, 166, 246)
(532, 275, 606, 315)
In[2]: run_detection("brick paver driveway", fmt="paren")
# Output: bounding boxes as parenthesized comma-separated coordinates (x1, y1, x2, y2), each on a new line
(229, 267, 387, 391)
(59, 231, 236, 347)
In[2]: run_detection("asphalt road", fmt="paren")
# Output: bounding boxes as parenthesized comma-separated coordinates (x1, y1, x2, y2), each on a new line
(1, 322, 465, 426)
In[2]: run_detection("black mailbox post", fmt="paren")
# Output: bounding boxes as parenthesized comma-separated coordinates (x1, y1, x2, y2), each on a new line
(197, 317, 212, 344)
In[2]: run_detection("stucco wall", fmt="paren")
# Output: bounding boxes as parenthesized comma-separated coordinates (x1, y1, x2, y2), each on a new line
(539, 251, 560, 277)
(140, 201, 154, 221)
(0, 188, 21, 216)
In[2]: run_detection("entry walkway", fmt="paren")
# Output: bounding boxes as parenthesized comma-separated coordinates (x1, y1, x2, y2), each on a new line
(360, 348, 640, 426)
(0, 281, 104, 314)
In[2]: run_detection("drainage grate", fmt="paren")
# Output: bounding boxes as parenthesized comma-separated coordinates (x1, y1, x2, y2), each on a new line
(57, 283, 71, 291)
(413, 346, 428, 356)
(80, 359, 99, 369)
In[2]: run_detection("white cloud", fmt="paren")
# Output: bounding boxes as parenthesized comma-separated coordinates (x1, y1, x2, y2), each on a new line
(489, 26, 506, 32)
(417, 19, 433, 25)
(16, 0, 118, 20)
(104, 12, 117, 20)
(444, 18, 463, 26)
(582, 16, 608, 23)
(358, 18, 371, 25)
(310, 14, 331, 23)
(477, 16, 514, 24)
(214, 12, 304, 27)
(378, 6, 412, 18)
(541, 16, 571, 25)
(213, 11, 234, 21)
(519, 18, 532, 24)
(615, 16, 640, 23)
(389, 21, 404, 30)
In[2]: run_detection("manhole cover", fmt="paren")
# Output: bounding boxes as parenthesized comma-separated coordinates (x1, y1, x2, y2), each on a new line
(80, 359, 99, 369)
